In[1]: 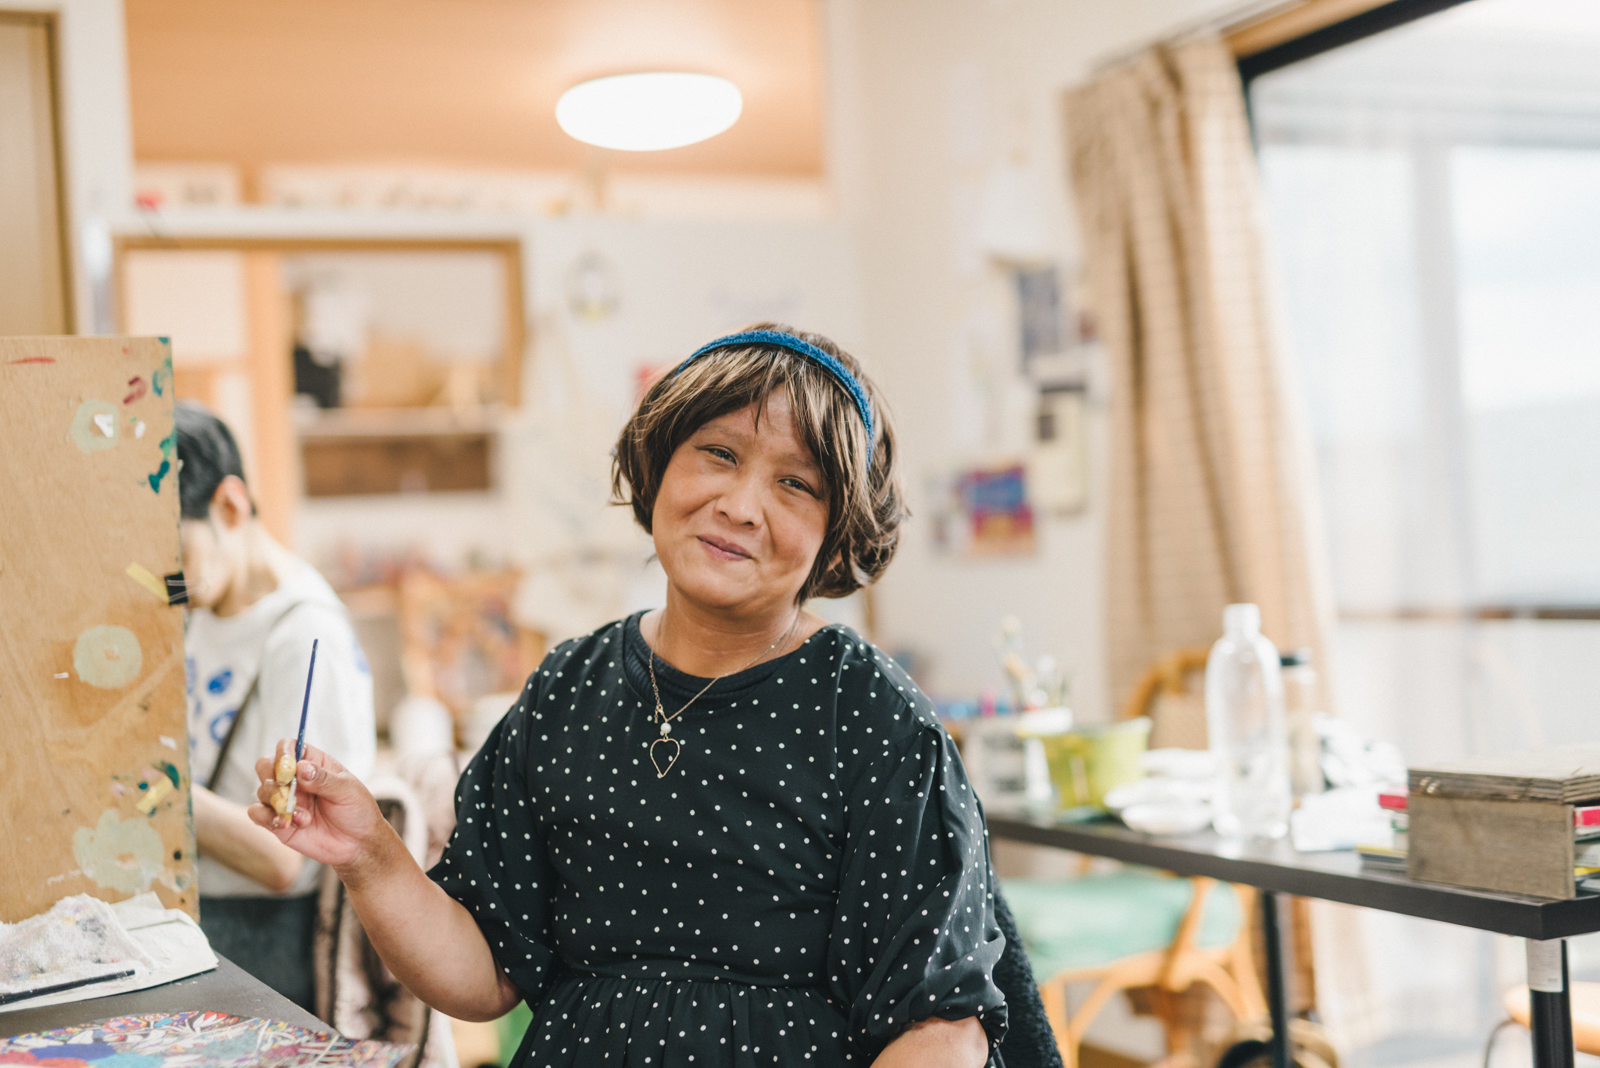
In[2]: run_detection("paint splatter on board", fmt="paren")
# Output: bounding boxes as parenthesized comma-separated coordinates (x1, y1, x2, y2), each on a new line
(146, 429, 177, 493)
(125, 563, 168, 602)
(73, 625, 143, 689)
(134, 778, 172, 814)
(69, 400, 119, 453)
(150, 355, 173, 397)
(123, 376, 148, 404)
(0, 1011, 413, 1068)
(71, 810, 164, 894)
(7, 356, 55, 364)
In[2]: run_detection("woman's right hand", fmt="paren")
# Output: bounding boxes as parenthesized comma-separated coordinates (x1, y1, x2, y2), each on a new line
(252, 739, 518, 1022)
(248, 739, 387, 871)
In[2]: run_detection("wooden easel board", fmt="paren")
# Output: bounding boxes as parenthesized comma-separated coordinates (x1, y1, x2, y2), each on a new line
(0, 336, 197, 921)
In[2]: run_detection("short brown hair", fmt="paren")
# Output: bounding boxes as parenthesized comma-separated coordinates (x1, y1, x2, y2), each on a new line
(611, 323, 905, 602)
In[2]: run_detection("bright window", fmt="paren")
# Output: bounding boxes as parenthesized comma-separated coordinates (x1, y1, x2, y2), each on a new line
(1252, 0, 1600, 1060)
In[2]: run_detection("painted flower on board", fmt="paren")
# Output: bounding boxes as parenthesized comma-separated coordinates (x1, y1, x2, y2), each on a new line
(71, 811, 165, 895)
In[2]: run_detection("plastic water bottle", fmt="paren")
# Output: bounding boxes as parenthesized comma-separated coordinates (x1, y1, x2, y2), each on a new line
(1205, 604, 1291, 839)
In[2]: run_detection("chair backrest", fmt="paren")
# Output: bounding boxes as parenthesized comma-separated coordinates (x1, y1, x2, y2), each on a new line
(1118, 647, 1210, 750)
(314, 776, 436, 1066)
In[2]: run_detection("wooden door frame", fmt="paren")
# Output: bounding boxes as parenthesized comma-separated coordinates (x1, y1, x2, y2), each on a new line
(0, 9, 74, 333)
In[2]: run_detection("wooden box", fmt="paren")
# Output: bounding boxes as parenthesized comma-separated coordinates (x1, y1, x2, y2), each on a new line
(1408, 794, 1576, 901)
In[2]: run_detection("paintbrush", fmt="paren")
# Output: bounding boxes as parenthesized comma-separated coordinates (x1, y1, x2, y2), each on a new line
(0, 968, 137, 1007)
(282, 639, 319, 817)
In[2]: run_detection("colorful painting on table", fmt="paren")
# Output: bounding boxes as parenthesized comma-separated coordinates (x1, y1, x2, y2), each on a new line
(0, 1011, 412, 1068)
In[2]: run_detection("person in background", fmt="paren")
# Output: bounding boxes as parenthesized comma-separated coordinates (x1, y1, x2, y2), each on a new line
(246, 325, 1065, 1067)
(175, 401, 375, 1010)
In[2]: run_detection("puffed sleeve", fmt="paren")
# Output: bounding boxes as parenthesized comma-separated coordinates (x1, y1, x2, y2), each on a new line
(827, 723, 1009, 1060)
(427, 685, 556, 1002)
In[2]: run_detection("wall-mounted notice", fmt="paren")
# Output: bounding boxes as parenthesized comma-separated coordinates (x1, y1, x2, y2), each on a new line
(0, 336, 196, 922)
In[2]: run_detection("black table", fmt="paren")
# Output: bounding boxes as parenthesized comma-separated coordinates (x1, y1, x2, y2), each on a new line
(0, 955, 325, 1038)
(988, 812, 1600, 1068)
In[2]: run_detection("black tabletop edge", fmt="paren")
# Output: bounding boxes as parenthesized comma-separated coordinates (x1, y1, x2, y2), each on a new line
(0, 956, 326, 1038)
(987, 812, 1600, 941)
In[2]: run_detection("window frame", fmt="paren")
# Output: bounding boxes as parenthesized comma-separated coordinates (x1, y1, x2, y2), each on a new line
(1236, 0, 1475, 87)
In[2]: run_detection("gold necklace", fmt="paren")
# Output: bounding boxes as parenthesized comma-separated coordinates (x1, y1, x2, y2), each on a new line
(646, 612, 800, 778)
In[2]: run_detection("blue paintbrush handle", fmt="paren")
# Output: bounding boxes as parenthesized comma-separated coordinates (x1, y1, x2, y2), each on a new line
(296, 639, 319, 762)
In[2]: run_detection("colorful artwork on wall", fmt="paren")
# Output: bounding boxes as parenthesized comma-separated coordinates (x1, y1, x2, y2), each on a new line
(931, 462, 1037, 557)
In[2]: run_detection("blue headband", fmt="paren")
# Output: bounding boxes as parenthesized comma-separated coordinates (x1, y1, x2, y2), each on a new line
(674, 330, 877, 463)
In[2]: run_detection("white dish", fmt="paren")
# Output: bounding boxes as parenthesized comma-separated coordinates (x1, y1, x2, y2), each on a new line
(1120, 801, 1213, 836)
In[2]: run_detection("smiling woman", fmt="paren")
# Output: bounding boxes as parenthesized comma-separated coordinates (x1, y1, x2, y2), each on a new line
(250, 324, 1063, 1068)
(614, 324, 901, 612)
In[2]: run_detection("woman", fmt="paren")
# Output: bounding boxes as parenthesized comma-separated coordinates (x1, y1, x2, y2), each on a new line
(253, 325, 1058, 1067)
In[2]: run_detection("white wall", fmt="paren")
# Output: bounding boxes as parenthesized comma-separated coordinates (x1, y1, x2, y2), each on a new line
(502, 215, 865, 639)
(832, 0, 1243, 718)
(100, 0, 1250, 717)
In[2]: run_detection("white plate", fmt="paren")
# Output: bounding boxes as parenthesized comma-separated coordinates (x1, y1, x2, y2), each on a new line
(1120, 801, 1213, 836)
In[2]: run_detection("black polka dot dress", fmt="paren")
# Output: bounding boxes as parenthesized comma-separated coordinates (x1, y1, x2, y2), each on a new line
(429, 613, 1009, 1067)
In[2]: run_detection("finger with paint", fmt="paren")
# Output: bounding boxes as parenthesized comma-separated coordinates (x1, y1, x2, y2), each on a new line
(269, 750, 297, 820)
(271, 639, 319, 824)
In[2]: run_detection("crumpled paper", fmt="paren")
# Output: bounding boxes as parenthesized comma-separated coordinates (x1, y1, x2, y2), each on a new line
(0, 894, 153, 998)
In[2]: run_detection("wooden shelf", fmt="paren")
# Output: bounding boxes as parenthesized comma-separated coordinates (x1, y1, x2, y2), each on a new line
(293, 404, 505, 440)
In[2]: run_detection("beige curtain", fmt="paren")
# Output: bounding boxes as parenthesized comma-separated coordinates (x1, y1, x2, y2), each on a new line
(1063, 37, 1333, 712)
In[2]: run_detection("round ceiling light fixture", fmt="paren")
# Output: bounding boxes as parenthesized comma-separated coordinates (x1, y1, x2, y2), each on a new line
(556, 72, 743, 152)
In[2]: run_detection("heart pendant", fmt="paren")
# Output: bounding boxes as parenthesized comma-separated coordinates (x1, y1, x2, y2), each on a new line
(650, 736, 681, 778)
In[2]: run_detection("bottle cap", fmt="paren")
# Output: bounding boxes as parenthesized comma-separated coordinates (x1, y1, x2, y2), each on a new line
(1223, 603, 1260, 636)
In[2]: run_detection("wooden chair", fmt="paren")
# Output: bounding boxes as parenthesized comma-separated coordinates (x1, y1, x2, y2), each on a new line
(1014, 873, 1266, 1068)
(315, 776, 456, 1068)
(1119, 647, 1212, 748)
(1006, 647, 1267, 1068)
(1503, 983, 1600, 1055)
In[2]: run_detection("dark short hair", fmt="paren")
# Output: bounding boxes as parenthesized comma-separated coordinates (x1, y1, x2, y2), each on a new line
(174, 401, 249, 520)
(611, 323, 906, 602)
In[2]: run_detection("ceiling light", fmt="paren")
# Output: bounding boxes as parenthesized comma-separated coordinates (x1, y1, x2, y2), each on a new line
(556, 72, 743, 152)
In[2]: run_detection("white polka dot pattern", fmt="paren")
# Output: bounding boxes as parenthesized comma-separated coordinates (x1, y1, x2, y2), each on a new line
(429, 613, 1008, 1065)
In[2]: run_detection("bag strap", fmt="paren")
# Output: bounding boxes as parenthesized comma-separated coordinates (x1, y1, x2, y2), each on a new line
(205, 600, 314, 792)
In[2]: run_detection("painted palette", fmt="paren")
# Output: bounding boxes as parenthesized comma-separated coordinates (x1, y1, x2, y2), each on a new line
(0, 338, 196, 921)
(0, 1011, 414, 1067)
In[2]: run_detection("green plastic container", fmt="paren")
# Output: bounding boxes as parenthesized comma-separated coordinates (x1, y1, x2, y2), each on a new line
(1032, 716, 1151, 810)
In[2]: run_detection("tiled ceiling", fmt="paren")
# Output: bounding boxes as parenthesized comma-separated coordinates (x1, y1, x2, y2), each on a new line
(124, 0, 824, 176)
